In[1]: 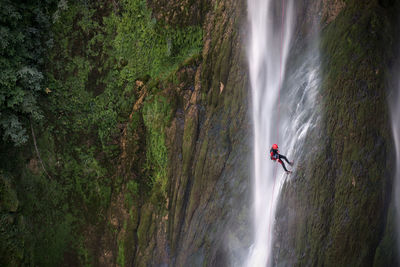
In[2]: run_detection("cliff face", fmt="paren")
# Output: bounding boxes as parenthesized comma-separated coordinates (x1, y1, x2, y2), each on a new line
(168, 0, 250, 264)
(0, 0, 251, 265)
(110, 0, 251, 266)
(2, 0, 400, 266)
(125, 0, 400, 266)
(274, 0, 400, 266)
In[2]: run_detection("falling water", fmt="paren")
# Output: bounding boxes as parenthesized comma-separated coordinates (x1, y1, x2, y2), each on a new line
(246, 0, 294, 265)
(246, 0, 321, 266)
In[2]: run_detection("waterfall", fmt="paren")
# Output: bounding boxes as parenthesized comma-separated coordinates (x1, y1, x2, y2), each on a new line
(246, 0, 294, 265)
(246, 0, 321, 266)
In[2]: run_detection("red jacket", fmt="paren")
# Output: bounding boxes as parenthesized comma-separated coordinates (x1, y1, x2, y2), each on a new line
(270, 148, 279, 160)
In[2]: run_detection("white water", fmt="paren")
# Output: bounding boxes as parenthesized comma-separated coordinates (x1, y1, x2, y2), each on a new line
(246, 0, 321, 266)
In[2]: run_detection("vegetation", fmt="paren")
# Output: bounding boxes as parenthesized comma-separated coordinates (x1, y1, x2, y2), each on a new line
(0, 0, 57, 145)
(0, 0, 202, 265)
(143, 95, 173, 195)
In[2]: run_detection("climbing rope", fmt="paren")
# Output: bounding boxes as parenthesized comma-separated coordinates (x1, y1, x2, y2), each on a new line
(266, 0, 286, 256)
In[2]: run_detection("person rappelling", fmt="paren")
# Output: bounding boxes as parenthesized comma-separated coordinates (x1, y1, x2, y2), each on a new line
(270, 144, 293, 174)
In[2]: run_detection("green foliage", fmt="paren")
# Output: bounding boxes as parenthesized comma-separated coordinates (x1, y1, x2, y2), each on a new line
(142, 95, 172, 195)
(117, 240, 125, 267)
(127, 180, 139, 195)
(0, 158, 76, 266)
(125, 180, 139, 208)
(0, 173, 23, 266)
(1, 0, 203, 265)
(33, 212, 75, 266)
(0, 173, 18, 212)
(60, 148, 111, 220)
(113, 0, 203, 82)
(0, 0, 57, 145)
(46, 1, 118, 147)
(117, 220, 127, 267)
(77, 236, 92, 267)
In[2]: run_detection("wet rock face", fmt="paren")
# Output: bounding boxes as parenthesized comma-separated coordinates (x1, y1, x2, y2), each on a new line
(274, 0, 400, 266)
(168, 0, 253, 262)
(130, 0, 252, 265)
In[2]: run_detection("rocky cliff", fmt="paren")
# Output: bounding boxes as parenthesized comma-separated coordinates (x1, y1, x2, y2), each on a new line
(112, 0, 252, 265)
(274, 0, 400, 266)
(1, 0, 252, 265)
(1, 0, 400, 266)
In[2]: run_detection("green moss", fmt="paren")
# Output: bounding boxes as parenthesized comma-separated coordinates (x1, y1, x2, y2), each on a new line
(142, 95, 172, 199)
(122, 209, 139, 266)
(136, 204, 155, 262)
(182, 114, 198, 176)
(125, 180, 139, 209)
(117, 221, 127, 267)
(297, 1, 399, 266)
(0, 0, 206, 264)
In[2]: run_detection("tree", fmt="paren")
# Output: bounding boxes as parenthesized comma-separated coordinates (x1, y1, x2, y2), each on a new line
(0, 0, 55, 145)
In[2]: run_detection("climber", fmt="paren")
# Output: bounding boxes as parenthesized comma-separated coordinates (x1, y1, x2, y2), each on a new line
(270, 144, 293, 174)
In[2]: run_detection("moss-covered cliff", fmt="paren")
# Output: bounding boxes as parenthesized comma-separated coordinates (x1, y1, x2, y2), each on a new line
(274, 0, 400, 266)
(2, 0, 400, 266)
(113, 0, 252, 265)
(0, 0, 250, 266)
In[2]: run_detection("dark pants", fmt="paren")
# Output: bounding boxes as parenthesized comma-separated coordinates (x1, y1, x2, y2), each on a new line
(278, 154, 291, 172)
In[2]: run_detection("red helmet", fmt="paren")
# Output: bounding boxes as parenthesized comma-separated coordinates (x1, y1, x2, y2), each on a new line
(272, 144, 278, 149)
